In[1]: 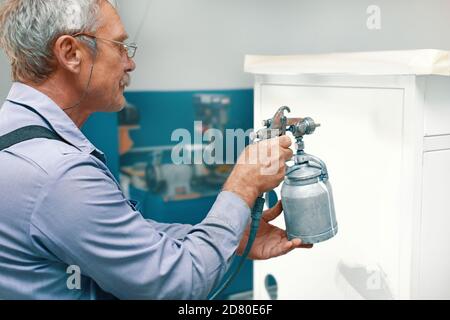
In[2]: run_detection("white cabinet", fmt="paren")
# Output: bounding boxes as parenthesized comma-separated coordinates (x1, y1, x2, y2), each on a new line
(245, 50, 450, 300)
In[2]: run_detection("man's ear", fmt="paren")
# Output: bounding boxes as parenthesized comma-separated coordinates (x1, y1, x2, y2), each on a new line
(53, 35, 84, 74)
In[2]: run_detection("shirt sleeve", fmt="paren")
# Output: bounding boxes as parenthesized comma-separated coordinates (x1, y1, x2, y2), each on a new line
(28, 154, 251, 299)
(145, 221, 193, 241)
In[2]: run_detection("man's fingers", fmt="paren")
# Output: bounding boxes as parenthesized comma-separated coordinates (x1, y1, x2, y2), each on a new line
(278, 135, 292, 148)
(263, 201, 283, 222)
(269, 238, 314, 259)
(287, 238, 314, 250)
(292, 238, 313, 249)
(282, 148, 294, 161)
(277, 241, 296, 257)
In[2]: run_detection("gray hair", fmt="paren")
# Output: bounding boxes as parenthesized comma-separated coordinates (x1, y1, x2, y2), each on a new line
(0, 0, 116, 83)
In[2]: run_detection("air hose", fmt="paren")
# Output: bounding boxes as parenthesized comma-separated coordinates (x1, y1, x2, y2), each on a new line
(208, 195, 266, 300)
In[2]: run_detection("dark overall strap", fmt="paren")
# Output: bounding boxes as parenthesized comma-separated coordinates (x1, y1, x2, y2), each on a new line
(2, 99, 106, 164)
(0, 125, 63, 151)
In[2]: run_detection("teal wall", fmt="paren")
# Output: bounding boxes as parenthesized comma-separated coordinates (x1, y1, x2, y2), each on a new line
(124, 89, 254, 148)
(82, 112, 120, 179)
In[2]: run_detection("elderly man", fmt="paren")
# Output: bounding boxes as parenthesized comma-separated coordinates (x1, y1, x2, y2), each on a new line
(0, 0, 309, 299)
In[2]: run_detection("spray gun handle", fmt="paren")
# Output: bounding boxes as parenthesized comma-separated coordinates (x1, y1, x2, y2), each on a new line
(303, 153, 329, 182)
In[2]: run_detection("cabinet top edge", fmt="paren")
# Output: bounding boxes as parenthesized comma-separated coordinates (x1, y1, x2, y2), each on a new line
(245, 50, 450, 77)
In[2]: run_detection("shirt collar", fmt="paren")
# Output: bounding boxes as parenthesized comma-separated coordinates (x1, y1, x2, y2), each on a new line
(6, 82, 103, 156)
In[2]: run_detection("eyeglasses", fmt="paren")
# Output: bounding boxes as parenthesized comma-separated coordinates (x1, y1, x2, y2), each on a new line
(72, 32, 137, 59)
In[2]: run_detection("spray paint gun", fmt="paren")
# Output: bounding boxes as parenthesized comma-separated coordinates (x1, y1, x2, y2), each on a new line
(209, 106, 337, 299)
(255, 106, 338, 244)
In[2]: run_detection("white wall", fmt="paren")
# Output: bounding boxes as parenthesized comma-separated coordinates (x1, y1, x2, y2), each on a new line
(1, 0, 450, 96)
(117, 0, 450, 91)
(0, 51, 10, 100)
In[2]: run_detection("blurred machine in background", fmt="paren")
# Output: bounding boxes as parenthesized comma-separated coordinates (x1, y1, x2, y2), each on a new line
(142, 94, 234, 201)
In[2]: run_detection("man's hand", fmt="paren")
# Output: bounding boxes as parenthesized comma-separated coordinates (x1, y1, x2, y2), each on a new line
(223, 136, 293, 208)
(237, 201, 313, 260)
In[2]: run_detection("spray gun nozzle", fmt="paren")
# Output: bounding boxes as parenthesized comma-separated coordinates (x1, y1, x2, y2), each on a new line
(259, 106, 321, 145)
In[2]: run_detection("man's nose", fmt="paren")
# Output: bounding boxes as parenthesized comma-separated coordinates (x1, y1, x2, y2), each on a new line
(126, 57, 136, 73)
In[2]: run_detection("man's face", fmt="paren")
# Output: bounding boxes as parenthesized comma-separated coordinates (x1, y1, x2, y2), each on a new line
(85, 1, 136, 112)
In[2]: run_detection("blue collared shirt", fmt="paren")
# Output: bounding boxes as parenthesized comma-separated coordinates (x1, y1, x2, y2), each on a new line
(0, 82, 250, 300)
